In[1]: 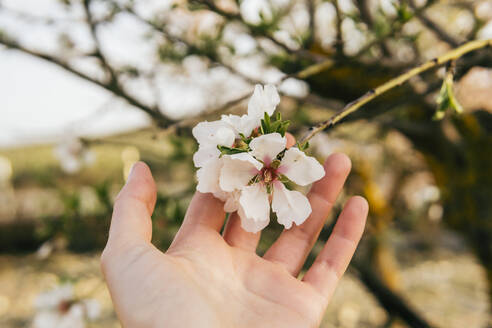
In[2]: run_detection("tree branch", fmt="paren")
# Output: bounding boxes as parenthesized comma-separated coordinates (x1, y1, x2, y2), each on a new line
(300, 39, 492, 143)
(82, 0, 119, 85)
(124, 7, 261, 85)
(332, 0, 344, 57)
(354, 0, 436, 59)
(408, 0, 460, 47)
(355, 0, 392, 57)
(196, 0, 323, 62)
(0, 36, 171, 125)
(304, 0, 316, 48)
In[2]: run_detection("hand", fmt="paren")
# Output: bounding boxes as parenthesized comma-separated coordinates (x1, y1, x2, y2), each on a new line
(101, 153, 368, 328)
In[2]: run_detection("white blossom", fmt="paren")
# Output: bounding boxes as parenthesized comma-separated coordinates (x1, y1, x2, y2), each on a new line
(54, 137, 94, 174)
(193, 84, 324, 232)
(32, 284, 101, 328)
(218, 133, 325, 232)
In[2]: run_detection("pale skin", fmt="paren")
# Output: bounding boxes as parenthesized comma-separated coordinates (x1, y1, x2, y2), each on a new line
(101, 134, 368, 328)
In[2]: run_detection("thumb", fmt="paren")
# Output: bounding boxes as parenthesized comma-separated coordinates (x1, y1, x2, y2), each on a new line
(106, 161, 157, 249)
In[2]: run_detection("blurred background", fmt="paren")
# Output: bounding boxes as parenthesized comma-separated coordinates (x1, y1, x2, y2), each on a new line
(1, 0, 492, 327)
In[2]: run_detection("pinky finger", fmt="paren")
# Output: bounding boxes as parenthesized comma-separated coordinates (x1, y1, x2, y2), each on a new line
(302, 196, 368, 301)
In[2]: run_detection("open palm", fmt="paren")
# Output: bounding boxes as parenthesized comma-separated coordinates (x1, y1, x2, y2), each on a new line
(101, 153, 368, 328)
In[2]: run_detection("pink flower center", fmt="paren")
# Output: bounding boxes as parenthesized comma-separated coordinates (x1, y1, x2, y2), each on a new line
(260, 165, 278, 184)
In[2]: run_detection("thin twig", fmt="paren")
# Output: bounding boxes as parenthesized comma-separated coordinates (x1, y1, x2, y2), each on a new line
(83, 0, 118, 85)
(197, 0, 322, 62)
(354, 0, 437, 59)
(332, 0, 344, 57)
(304, 0, 316, 48)
(355, 0, 392, 56)
(124, 6, 261, 85)
(408, 0, 460, 47)
(299, 39, 492, 143)
(0, 35, 171, 125)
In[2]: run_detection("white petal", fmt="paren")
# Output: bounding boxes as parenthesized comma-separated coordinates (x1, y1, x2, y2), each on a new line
(196, 158, 223, 194)
(247, 84, 280, 119)
(249, 133, 286, 164)
(193, 145, 220, 167)
(238, 184, 270, 232)
(223, 190, 241, 212)
(33, 312, 60, 328)
(238, 205, 269, 233)
(221, 114, 258, 137)
(192, 120, 235, 147)
(211, 190, 240, 212)
(219, 153, 262, 192)
(83, 299, 101, 320)
(263, 84, 281, 115)
(279, 148, 325, 186)
(272, 182, 312, 229)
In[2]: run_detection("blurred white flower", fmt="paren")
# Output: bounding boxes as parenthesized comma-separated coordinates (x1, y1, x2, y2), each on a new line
(34, 284, 73, 310)
(54, 137, 94, 174)
(32, 284, 100, 328)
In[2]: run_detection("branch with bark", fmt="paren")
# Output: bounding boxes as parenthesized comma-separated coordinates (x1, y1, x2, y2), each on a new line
(299, 39, 492, 143)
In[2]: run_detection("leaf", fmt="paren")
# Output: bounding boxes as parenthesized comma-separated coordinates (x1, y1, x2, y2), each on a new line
(395, 3, 413, 23)
(296, 141, 310, 151)
(217, 145, 248, 155)
(434, 75, 464, 120)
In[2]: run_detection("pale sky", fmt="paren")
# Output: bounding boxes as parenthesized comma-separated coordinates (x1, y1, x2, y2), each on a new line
(0, 0, 155, 148)
(0, 50, 151, 148)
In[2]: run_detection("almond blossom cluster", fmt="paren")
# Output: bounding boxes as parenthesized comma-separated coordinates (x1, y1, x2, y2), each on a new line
(54, 137, 94, 174)
(193, 85, 325, 233)
(32, 284, 100, 328)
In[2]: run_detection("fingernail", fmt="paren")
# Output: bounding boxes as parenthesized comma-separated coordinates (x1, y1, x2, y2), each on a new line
(127, 162, 138, 182)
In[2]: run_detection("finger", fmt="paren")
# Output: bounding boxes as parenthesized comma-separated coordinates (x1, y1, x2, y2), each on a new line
(223, 212, 261, 252)
(303, 196, 368, 300)
(286, 133, 295, 148)
(263, 153, 351, 276)
(106, 162, 157, 249)
(172, 192, 227, 245)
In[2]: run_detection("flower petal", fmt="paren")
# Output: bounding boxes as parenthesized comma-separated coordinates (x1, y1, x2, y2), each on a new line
(192, 120, 235, 146)
(196, 158, 223, 194)
(272, 182, 312, 229)
(221, 114, 258, 137)
(279, 147, 325, 186)
(193, 145, 220, 168)
(238, 184, 270, 233)
(223, 190, 241, 212)
(247, 84, 280, 119)
(249, 132, 286, 164)
(238, 205, 269, 233)
(219, 153, 263, 192)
